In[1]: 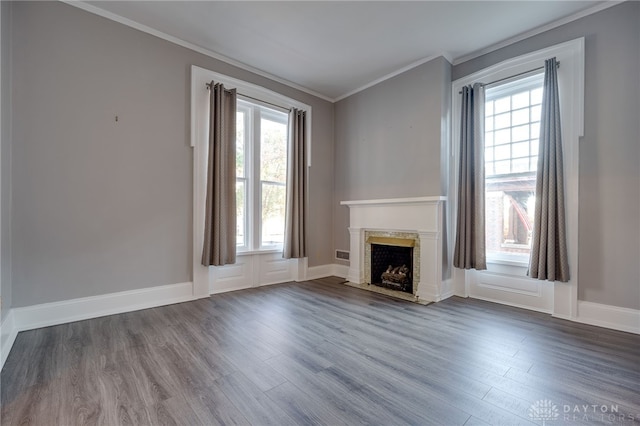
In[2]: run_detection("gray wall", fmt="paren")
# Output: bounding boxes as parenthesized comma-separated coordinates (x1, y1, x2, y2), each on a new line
(453, 2, 640, 309)
(333, 57, 452, 260)
(1, 1, 12, 321)
(9, 1, 334, 307)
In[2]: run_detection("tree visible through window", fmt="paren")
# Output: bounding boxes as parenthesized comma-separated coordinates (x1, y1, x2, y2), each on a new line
(236, 99, 288, 251)
(484, 72, 544, 262)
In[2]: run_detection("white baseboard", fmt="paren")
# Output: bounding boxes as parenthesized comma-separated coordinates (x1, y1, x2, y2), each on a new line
(0, 281, 195, 371)
(12, 281, 194, 332)
(331, 264, 349, 279)
(300, 263, 348, 281)
(305, 264, 336, 281)
(1, 310, 18, 370)
(574, 300, 640, 334)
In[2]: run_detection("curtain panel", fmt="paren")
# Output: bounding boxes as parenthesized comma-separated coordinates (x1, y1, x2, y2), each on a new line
(528, 58, 570, 282)
(454, 83, 487, 270)
(202, 82, 237, 266)
(283, 108, 308, 259)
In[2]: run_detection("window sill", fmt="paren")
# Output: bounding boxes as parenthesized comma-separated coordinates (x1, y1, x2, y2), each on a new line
(486, 257, 529, 268)
(237, 248, 283, 257)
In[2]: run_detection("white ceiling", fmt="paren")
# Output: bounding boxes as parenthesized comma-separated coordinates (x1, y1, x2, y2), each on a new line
(84, 1, 606, 101)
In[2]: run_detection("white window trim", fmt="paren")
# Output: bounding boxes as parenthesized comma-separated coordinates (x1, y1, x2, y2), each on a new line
(190, 65, 312, 297)
(450, 38, 584, 320)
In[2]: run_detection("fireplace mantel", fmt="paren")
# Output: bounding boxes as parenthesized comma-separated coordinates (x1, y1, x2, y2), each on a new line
(341, 196, 448, 303)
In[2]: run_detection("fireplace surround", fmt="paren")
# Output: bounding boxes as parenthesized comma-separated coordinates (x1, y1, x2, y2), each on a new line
(340, 196, 448, 303)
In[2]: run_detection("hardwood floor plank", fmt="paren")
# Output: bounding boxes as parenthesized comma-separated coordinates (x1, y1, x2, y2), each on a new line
(215, 372, 299, 426)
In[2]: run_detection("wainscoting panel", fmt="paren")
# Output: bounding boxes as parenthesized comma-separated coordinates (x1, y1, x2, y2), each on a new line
(209, 252, 297, 294)
(467, 263, 554, 313)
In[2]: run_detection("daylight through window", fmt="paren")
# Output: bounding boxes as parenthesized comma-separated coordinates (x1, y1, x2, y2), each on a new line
(484, 72, 544, 262)
(236, 99, 288, 251)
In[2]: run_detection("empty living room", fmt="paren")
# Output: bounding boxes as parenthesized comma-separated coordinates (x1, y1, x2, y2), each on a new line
(0, 1, 638, 425)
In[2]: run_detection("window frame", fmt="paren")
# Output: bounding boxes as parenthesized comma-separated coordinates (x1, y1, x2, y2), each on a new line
(483, 72, 545, 263)
(236, 98, 289, 252)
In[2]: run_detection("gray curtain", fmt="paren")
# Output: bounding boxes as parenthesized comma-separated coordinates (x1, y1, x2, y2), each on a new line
(202, 82, 237, 266)
(528, 58, 569, 282)
(283, 108, 307, 259)
(454, 83, 487, 270)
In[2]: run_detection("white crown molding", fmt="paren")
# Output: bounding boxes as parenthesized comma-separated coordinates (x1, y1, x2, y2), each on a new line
(63, 1, 334, 103)
(452, 1, 624, 66)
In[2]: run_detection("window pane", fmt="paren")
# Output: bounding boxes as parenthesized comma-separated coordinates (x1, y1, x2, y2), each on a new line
(494, 144, 510, 161)
(485, 116, 494, 132)
(512, 124, 529, 142)
(485, 100, 494, 116)
(261, 118, 287, 183)
(261, 182, 285, 245)
(530, 105, 542, 121)
(531, 88, 543, 104)
(512, 92, 529, 109)
(494, 97, 510, 114)
(531, 140, 539, 156)
(485, 131, 494, 147)
(511, 108, 529, 126)
(236, 111, 245, 177)
(530, 122, 540, 139)
(494, 160, 511, 175)
(484, 75, 543, 262)
(494, 112, 510, 129)
(512, 141, 529, 158)
(512, 157, 530, 173)
(495, 128, 511, 145)
(485, 147, 494, 162)
(236, 180, 246, 247)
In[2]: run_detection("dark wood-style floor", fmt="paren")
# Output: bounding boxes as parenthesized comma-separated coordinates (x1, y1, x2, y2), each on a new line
(2, 277, 639, 425)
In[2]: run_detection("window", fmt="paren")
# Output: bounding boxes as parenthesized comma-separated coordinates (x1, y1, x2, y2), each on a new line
(236, 99, 288, 251)
(484, 72, 544, 262)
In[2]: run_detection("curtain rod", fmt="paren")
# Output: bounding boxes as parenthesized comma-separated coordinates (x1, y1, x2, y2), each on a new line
(458, 61, 559, 94)
(206, 82, 291, 112)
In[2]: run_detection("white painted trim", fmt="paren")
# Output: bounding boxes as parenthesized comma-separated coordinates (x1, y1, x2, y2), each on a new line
(572, 301, 640, 335)
(467, 294, 553, 315)
(63, 0, 618, 104)
(61, 1, 333, 103)
(341, 196, 446, 207)
(452, 1, 623, 66)
(0, 309, 17, 370)
(11, 282, 194, 332)
(305, 264, 336, 281)
(332, 264, 349, 279)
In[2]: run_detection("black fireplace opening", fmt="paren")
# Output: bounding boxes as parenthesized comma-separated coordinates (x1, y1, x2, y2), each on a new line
(370, 244, 413, 293)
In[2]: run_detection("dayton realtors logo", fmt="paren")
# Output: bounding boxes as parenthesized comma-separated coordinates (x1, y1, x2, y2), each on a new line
(529, 400, 638, 423)
(529, 400, 559, 425)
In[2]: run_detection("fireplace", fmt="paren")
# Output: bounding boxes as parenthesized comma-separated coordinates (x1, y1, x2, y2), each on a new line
(366, 232, 419, 294)
(341, 196, 447, 303)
